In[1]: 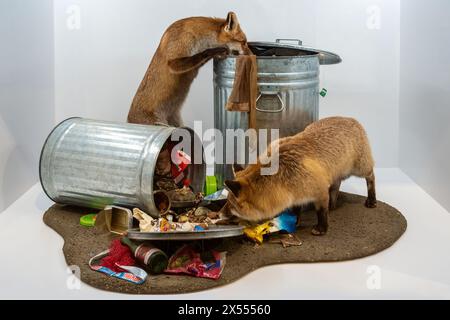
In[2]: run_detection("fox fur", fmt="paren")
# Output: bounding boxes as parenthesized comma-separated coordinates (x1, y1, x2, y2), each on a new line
(128, 12, 250, 126)
(224, 117, 377, 236)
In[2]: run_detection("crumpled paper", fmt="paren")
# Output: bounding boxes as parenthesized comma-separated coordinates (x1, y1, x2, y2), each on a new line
(132, 208, 154, 232)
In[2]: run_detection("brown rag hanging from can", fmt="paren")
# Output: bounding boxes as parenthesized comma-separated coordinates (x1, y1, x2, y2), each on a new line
(225, 55, 258, 129)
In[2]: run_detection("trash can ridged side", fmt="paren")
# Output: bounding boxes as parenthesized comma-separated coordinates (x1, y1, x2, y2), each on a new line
(213, 47, 321, 187)
(39, 118, 205, 217)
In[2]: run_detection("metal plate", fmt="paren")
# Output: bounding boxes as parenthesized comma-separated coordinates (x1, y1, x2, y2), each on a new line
(127, 225, 244, 241)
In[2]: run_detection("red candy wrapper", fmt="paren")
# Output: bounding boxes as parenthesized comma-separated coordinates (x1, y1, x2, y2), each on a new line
(165, 245, 226, 280)
(171, 150, 191, 185)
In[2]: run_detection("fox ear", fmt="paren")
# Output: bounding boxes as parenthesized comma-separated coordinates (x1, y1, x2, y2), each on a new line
(232, 164, 245, 177)
(224, 179, 242, 197)
(225, 12, 239, 32)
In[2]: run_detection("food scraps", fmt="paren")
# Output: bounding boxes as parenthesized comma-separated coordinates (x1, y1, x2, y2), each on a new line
(167, 186, 198, 202)
(268, 233, 303, 248)
(133, 207, 219, 232)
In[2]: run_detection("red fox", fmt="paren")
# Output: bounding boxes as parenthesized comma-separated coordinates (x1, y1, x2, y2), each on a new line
(224, 117, 377, 236)
(128, 12, 250, 126)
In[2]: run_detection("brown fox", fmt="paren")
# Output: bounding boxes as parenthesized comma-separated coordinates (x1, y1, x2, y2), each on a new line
(128, 12, 250, 126)
(224, 117, 377, 236)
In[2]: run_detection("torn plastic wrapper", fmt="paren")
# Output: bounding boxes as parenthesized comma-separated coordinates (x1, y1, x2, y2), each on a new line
(165, 245, 226, 280)
(204, 188, 228, 201)
(171, 150, 191, 185)
(243, 208, 298, 244)
(89, 249, 148, 285)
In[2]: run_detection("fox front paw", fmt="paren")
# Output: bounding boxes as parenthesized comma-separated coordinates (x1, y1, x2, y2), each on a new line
(365, 198, 377, 208)
(311, 224, 328, 236)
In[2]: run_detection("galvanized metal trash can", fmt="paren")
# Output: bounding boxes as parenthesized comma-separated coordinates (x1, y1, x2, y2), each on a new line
(213, 39, 341, 186)
(40, 118, 205, 217)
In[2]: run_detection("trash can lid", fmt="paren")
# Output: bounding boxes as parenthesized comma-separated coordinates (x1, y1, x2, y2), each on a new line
(249, 39, 342, 65)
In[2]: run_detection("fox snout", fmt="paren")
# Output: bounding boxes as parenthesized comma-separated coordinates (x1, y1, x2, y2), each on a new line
(227, 42, 252, 55)
(241, 43, 252, 55)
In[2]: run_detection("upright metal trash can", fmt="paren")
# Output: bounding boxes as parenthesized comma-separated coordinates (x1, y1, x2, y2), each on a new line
(213, 39, 341, 186)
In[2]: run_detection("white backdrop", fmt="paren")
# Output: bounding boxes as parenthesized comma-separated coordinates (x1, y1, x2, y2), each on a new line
(399, 0, 450, 212)
(0, 0, 54, 211)
(13, 0, 450, 213)
(54, 0, 400, 168)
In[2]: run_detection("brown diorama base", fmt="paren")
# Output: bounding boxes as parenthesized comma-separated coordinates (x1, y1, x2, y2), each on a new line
(43, 192, 407, 295)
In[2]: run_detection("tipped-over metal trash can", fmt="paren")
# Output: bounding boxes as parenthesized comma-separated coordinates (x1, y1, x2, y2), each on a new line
(213, 39, 341, 186)
(39, 118, 205, 217)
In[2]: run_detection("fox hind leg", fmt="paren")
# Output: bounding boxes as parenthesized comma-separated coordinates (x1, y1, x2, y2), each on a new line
(312, 193, 329, 236)
(365, 170, 377, 208)
(329, 180, 341, 210)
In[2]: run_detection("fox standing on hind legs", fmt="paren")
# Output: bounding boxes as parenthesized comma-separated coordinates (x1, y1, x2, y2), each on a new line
(128, 12, 250, 127)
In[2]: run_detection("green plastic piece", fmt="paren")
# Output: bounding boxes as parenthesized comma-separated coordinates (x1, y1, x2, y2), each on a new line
(204, 176, 217, 196)
(80, 213, 97, 227)
(320, 88, 328, 97)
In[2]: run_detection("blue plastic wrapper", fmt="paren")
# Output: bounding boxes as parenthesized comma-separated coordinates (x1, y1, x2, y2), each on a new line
(243, 208, 298, 244)
(204, 189, 228, 201)
(269, 209, 298, 233)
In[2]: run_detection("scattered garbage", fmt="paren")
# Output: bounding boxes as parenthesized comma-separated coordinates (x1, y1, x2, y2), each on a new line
(242, 208, 298, 244)
(132, 206, 222, 233)
(153, 190, 171, 214)
(204, 176, 218, 196)
(268, 233, 303, 248)
(243, 221, 272, 245)
(94, 206, 134, 235)
(79, 213, 97, 227)
(121, 237, 168, 274)
(156, 178, 178, 191)
(166, 186, 201, 208)
(155, 147, 172, 177)
(171, 149, 192, 185)
(50, 114, 304, 287)
(270, 209, 298, 233)
(126, 224, 245, 241)
(203, 188, 228, 202)
(165, 245, 226, 280)
(89, 239, 148, 285)
(100, 239, 136, 272)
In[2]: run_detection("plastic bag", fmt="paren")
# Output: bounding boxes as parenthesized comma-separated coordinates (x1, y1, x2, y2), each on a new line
(165, 245, 226, 280)
(243, 208, 298, 244)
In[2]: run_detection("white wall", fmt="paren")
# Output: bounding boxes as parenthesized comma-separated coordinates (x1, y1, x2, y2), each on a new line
(54, 0, 400, 167)
(399, 0, 450, 212)
(0, 0, 55, 211)
(2, 0, 449, 212)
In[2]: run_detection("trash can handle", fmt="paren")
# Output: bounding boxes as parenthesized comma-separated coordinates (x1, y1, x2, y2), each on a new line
(256, 92, 285, 113)
(276, 38, 303, 46)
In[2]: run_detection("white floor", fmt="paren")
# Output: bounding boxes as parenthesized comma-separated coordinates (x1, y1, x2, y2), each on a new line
(0, 168, 449, 299)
